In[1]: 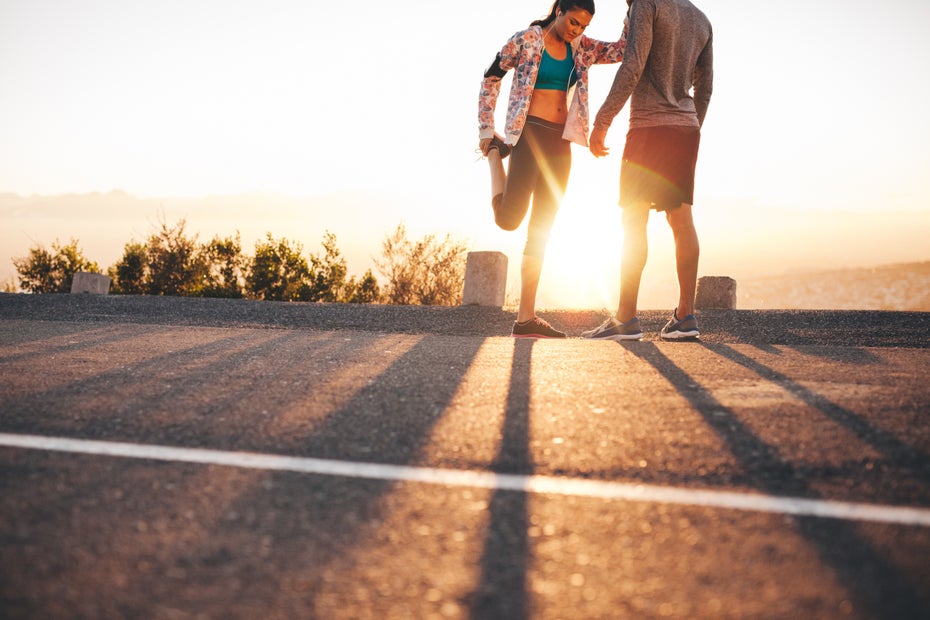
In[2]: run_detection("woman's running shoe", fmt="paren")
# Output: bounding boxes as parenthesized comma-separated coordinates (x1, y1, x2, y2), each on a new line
(488, 134, 512, 159)
(512, 317, 567, 339)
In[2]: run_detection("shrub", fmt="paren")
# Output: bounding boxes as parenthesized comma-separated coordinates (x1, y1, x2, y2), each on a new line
(13, 238, 99, 293)
(376, 223, 468, 306)
(246, 233, 312, 301)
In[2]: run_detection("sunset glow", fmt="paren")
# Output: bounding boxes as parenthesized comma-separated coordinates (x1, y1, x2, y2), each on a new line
(2, 0, 928, 307)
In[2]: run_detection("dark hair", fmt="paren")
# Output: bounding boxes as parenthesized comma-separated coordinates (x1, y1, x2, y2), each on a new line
(531, 0, 596, 28)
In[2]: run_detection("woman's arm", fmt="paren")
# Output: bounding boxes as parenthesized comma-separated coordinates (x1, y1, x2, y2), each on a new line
(478, 28, 534, 141)
(579, 15, 629, 65)
(478, 55, 507, 141)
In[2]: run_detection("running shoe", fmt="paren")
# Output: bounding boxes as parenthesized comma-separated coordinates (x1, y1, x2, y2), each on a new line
(581, 316, 643, 341)
(512, 317, 567, 339)
(660, 310, 700, 340)
(488, 133, 512, 159)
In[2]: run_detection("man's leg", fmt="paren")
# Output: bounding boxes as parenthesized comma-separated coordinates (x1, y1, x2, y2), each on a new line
(617, 205, 650, 322)
(665, 203, 700, 317)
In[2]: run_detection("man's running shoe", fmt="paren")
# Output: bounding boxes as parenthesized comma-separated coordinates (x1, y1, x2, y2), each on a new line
(581, 316, 643, 341)
(660, 310, 700, 340)
(512, 317, 567, 339)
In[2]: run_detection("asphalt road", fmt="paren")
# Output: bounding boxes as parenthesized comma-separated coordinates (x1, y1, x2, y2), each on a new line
(1, 293, 929, 619)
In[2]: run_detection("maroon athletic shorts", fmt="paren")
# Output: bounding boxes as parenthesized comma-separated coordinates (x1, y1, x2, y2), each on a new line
(619, 125, 701, 211)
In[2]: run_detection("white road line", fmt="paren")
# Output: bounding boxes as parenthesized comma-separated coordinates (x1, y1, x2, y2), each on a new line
(2, 432, 930, 527)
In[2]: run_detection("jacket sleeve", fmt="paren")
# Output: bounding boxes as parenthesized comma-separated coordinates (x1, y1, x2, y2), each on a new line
(693, 28, 714, 128)
(478, 31, 524, 140)
(581, 14, 629, 65)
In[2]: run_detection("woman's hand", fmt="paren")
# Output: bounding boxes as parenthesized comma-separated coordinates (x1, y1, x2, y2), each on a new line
(478, 137, 492, 156)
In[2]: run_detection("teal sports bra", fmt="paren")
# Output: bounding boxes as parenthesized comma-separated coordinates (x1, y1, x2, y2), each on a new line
(536, 43, 576, 91)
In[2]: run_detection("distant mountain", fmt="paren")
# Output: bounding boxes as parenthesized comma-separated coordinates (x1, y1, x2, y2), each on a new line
(737, 261, 930, 311)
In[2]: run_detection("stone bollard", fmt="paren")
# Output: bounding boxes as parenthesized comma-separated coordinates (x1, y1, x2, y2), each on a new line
(461, 251, 508, 307)
(71, 272, 112, 295)
(695, 276, 736, 309)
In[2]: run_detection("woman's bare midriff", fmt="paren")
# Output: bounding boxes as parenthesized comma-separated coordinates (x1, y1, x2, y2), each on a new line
(528, 88, 569, 125)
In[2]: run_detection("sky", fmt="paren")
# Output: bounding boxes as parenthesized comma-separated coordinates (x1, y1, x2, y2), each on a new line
(2, 0, 929, 308)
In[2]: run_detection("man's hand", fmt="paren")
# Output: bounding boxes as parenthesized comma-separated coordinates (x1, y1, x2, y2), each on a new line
(589, 126, 609, 157)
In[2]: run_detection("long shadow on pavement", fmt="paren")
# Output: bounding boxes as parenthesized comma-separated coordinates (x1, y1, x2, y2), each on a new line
(703, 342, 930, 481)
(0, 322, 176, 365)
(468, 338, 534, 620)
(624, 341, 930, 619)
(2, 332, 491, 617)
(178, 334, 489, 615)
(0, 328, 312, 442)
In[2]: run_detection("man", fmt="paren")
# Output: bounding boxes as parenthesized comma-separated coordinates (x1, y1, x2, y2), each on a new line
(583, 0, 713, 341)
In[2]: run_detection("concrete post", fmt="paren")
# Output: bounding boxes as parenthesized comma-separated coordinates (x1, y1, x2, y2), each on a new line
(695, 276, 737, 309)
(461, 251, 508, 307)
(71, 272, 111, 295)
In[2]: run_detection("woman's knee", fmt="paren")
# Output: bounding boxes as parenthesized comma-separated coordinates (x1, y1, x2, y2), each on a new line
(495, 212, 522, 231)
(493, 194, 528, 231)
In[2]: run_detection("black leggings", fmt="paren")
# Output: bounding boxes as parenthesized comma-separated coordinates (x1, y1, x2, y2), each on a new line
(492, 116, 571, 258)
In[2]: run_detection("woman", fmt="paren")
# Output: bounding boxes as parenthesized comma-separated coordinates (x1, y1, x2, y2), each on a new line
(478, 0, 627, 338)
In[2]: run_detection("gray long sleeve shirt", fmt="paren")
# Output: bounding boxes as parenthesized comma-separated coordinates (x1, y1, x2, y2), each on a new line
(594, 0, 713, 131)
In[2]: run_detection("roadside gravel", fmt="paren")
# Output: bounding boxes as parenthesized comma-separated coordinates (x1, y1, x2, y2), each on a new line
(1, 293, 927, 348)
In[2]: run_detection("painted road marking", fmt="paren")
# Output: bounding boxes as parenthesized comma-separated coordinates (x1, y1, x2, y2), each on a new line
(2, 432, 929, 527)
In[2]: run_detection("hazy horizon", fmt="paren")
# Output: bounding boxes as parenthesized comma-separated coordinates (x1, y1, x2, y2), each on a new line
(3, 189, 928, 311)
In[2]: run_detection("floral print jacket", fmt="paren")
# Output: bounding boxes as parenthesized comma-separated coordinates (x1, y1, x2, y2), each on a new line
(478, 22, 627, 147)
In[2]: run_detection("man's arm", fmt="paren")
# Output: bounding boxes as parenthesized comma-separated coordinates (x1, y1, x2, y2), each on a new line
(589, 1, 654, 156)
(592, 0, 654, 134)
(693, 29, 714, 128)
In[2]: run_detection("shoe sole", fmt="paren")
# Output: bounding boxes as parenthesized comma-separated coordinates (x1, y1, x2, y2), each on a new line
(512, 333, 566, 339)
(585, 333, 643, 342)
(660, 330, 700, 340)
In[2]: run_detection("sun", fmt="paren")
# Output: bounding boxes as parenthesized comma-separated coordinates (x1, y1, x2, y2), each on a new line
(535, 183, 624, 310)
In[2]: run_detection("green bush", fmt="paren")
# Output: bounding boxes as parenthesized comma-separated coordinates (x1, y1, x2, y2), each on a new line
(13, 239, 99, 294)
